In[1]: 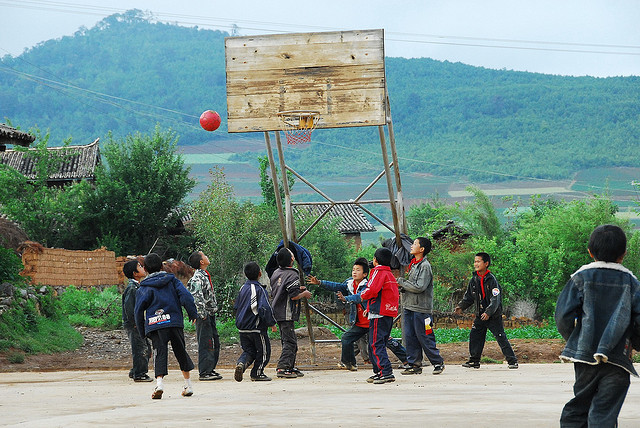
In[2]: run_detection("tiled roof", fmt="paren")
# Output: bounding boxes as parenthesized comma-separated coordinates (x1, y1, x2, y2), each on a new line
(0, 124, 36, 147)
(294, 203, 376, 234)
(0, 138, 100, 182)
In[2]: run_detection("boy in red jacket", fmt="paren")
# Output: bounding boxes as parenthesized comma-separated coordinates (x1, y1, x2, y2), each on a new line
(360, 247, 399, 384)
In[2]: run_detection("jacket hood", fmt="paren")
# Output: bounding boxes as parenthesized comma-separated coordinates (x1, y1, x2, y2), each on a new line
(141, 271, 173, 288)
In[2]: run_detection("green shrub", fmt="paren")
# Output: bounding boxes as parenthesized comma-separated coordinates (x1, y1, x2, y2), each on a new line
(58, 286, 122, 329)
(8, 352, 25, 364)
(0, 246, 23, 283)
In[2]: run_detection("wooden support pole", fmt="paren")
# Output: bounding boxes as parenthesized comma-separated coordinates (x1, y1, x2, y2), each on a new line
(264, 132, 288, 247)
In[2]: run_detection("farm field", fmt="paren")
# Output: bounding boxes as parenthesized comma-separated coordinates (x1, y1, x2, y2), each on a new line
(179, 141, 640, 226)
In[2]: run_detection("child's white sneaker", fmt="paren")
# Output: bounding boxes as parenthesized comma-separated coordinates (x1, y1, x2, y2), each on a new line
(182, 385, 193, 397)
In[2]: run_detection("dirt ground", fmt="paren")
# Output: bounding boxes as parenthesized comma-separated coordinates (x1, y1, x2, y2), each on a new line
(0, 326, 566, 373)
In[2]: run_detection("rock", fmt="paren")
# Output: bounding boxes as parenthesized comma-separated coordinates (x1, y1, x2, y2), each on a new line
(0, 282, 14, 297)
(39, 286, 48, 294)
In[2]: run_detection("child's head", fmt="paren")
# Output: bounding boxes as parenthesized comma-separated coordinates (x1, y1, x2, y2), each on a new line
(474, 252, 491, 274)
(373, 247, 393, 267)
(123, 259, 144, 280)
(588, 224, 627, 263)
(352, 257, 369, 281)
(144, 253, 163, 274)
(411, 237, 432, 257)
(276, 247, 294, 268)
(244, 261, 261, 281)
(188, 251, 210, 269)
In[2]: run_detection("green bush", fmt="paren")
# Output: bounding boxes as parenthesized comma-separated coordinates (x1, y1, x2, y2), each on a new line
(58, 286, 122, 329)
(8, 352, 25, 364)
(0, 247, 23, 283)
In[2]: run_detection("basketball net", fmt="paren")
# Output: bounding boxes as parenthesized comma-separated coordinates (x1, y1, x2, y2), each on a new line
(277, 110, 320, 145)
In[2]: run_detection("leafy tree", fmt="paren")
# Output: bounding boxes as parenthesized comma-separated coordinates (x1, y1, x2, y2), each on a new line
(0, 130, 93, 248)
(190, 167, 280, 318)
(83, 127, 194, 254)
(258, 155, 294, 208)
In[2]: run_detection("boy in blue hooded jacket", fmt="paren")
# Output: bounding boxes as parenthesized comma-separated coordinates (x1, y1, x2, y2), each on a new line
(135, 253, 198, 400)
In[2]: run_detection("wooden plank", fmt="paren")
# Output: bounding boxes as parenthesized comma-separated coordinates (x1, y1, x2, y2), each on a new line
(225, 29, 383, 50)
(227, 109, 386, 132)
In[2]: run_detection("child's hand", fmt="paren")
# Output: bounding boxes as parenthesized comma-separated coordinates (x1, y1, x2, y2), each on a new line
(306, 275, 320, 285)
(480, 312, 489, 321)
(454, 307, 462, 316)
(271, 325, 277, 333)
(302, 290, 312, 299)
(336, 291, 347, 303)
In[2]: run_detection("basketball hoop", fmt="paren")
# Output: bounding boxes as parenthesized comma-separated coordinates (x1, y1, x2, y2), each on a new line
(277, 110, 320, 145)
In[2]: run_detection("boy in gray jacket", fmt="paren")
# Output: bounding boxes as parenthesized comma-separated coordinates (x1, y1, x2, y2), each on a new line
(397, 237, 445, 375)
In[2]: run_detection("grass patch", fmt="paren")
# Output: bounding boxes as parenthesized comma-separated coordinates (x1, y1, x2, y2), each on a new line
(8, 352, 25, 364)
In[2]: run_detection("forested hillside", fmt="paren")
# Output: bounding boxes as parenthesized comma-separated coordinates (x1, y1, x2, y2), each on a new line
(1, 10, 638, 181)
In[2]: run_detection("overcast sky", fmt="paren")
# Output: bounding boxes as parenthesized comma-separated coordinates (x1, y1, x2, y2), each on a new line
(1, 0, 639, 77)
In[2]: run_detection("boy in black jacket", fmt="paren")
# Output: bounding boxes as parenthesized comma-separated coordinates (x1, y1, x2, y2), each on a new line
(122, 259, 152, 382)
(454, 252, 518, 369)
(234, 262, 276, 382)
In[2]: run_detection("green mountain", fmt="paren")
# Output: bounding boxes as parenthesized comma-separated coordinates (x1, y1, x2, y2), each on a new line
(1, 10, 638, 182)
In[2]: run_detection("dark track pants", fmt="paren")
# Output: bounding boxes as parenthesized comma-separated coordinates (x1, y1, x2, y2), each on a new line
(277, 320, 298, 370)
(368, 316, 393, 376)
(195, 314, 220, 376)
(468, 316, 517, 365)
(149, 327, 194, 378)
(238, 330, 271, 378)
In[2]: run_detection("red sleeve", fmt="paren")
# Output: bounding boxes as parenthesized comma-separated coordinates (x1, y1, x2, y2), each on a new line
(360, 270, 381, 301)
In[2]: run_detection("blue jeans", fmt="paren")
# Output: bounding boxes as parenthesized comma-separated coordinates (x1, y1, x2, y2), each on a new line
(195, 314, 220, 376)
(126, 326, 150, 378)
(341, 325, 369, 366)
(403, 309, 444, 367)
(560, 362, 630, 428)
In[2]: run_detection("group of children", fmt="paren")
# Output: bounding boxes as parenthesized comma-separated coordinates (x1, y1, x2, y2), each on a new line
(123, 224, 640, 427)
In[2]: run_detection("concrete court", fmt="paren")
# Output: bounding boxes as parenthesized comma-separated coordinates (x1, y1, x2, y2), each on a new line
(2, 364, 640, 427)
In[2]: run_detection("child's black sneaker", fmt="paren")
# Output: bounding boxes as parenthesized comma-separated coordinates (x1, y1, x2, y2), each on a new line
(373, 374, 396, 384)
(401, 365, 422, 375)
(508, 362, 519, 369)
(366, 373, 381, 383)
(251, 374, 272, 382)
(291, 367, 304, 377)
(432, 364, 445, 375)
(276, 369, 297, 378)
(462, 360, 480, 369)
(234, 362, 245, 382)
(133, 374, 154, 382)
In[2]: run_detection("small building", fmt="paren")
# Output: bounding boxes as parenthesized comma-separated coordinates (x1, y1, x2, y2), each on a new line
(431, 220, 471, 249)
(0, 138, 100, 186)
(293, 203, 376, 250)
(0, 124, 35, 152)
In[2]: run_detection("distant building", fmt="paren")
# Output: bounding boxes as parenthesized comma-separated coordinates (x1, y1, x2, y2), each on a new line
(293, 203, 376, 250)
(431, 220, 471, 249)
(0, 138, 100, 187)
(0, 124, 35, 152)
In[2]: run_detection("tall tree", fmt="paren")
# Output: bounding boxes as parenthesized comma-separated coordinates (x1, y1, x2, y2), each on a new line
(83, 127, 194, 254)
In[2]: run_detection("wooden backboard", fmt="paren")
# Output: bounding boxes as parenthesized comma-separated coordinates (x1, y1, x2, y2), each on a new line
(225, 29, 387, 133)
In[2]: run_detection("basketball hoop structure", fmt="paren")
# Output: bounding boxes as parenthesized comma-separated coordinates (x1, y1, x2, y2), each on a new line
(277, 110, 320, 145)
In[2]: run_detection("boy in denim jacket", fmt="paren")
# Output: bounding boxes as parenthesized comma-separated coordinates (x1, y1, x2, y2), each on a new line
(555, 224, 640, 427)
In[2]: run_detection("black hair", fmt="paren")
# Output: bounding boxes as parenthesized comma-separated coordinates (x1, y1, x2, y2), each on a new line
(588, 224, 626, 263)
(244, 261, 261, 280)
(374, 247, 393, 267)
(123, 259, 139, 279)
(475, 252, 491, 266)
(416, 237, 432, 255)
(276, 247, 294, 268)
(353, 257, 369, 275)
(144, 253, 163, 274)
(188, 251, 203, 269)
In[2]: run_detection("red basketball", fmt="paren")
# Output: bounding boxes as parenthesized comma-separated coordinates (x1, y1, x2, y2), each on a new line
(199, 110, 221, 131)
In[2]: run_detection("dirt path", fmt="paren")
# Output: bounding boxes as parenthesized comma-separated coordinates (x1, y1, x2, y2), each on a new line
(0, 327, 566, 373)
